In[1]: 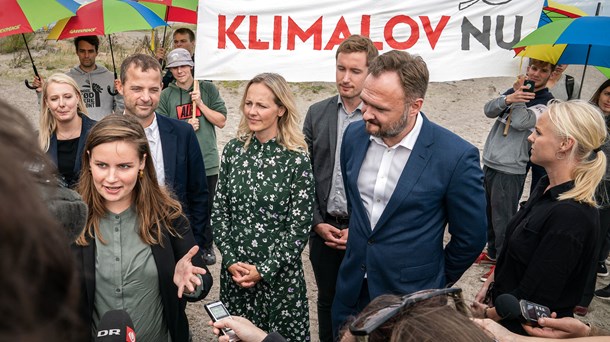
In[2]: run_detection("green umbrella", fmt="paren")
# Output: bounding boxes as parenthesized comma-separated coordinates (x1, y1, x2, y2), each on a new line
(0, 0, 80, 89)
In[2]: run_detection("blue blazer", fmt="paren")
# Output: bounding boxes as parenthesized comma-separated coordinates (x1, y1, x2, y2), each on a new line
(156, 113, 209, 249)
(334, 114, 487, 308)
(47, 113, 96, 187)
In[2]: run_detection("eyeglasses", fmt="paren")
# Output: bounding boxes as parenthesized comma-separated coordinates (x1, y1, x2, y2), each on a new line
(349, 288, 469, 338)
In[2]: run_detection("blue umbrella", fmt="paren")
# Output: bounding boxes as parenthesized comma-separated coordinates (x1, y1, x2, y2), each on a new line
(514, 11, 610, 91)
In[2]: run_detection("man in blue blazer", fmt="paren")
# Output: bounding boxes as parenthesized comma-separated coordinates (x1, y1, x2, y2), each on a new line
(116, 54, 209, 253)
(331, 50, 487, 335)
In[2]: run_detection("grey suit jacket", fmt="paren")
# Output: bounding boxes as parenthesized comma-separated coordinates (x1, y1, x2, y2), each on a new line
(303, 95, 340, 228)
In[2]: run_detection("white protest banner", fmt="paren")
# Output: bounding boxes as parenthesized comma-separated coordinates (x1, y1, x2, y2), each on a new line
(195, 0, 544, 82)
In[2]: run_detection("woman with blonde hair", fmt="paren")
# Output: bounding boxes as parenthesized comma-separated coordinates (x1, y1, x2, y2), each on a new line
(39, 73, 96, 187)
(473, 100, 607, 335)
(213, 73, 314, 341)
(73, 114, 212, 341)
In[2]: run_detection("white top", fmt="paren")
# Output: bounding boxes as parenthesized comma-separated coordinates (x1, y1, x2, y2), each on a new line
(144, 114, 166, 186)
(357, 113, 423, 230)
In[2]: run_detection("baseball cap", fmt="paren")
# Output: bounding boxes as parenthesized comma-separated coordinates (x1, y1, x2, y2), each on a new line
(166, 48, 193, 68)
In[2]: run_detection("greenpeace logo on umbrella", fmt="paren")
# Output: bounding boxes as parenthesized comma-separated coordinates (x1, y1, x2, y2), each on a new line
(69, 28, 96, 34)
(0, 25, 21, 34)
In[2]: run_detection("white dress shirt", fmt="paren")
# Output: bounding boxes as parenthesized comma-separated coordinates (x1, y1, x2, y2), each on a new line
(143, 114, 165, 186)
(357, 113, 423, 230)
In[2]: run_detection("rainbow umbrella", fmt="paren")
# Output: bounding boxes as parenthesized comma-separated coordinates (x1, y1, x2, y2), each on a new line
(514, 14, 610, 92)
(138, 0, 197, 11)
(47, 0, 167, 40)
(140, 3, 197, 24)
(538, 0, 588, 27)
(137, 0, 197, 61)
(47, 0, 167, 95)
(0, 0, 80, 89)
(0, 0, 79, 37)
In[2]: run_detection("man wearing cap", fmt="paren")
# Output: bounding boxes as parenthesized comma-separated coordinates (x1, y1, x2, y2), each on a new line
(158, 48, 227, 265)
(156, 28, 197, 89)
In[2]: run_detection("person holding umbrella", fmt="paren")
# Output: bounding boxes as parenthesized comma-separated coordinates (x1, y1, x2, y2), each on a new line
(32, 36, 124, 120)
(157, 47, 227, 265)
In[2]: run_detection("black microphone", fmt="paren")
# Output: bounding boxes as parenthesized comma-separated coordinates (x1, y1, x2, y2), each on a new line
(95, 310, 136, 342)
(494, 293, 522, 320)
(494, 293, 551, 326)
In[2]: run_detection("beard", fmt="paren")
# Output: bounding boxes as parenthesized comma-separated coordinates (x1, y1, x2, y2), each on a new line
(366, 110, 410, 139)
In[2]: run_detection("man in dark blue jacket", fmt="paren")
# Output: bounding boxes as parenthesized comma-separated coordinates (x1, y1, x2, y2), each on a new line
(117, 53, 209, 256)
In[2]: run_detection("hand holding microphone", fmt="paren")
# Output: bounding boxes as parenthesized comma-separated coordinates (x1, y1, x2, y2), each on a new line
(494, 294, 550, 326)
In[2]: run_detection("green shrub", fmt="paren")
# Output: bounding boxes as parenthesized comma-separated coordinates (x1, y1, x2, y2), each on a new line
(0, 33, 34, 53)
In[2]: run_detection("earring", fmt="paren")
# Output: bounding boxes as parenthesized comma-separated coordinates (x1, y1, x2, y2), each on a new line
(556, 151, 566, 160)
(139, 170, 144, 179)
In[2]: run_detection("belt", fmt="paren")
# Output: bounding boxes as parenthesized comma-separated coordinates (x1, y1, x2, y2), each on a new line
(325, 213, 349, 225)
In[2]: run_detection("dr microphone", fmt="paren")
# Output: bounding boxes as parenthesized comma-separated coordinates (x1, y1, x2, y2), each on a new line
(95, 309, 136, 342)
(494, 293, 550, 326)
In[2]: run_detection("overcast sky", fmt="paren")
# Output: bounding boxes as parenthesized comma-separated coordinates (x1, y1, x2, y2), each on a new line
(566, 0, 608, 15)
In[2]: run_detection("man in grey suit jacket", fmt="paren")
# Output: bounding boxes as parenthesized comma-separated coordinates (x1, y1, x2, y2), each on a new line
(303, 35, 378, 342)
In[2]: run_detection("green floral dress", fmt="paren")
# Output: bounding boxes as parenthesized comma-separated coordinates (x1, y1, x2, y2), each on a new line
(212, 137, 314, 341)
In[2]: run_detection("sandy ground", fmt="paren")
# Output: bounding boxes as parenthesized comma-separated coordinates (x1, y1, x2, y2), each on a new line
(1, 43, 610, 340)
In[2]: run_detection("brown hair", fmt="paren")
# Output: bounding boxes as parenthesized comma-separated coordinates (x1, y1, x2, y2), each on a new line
(342, 294, 492, 342)
(528, 58, 557, 73)
(74, 35, 99, 52)
(336, 34, 379, 66)
(237, 73, 307, 152)
(368, 50, 429, 102)
(174, 27, 195, 42)
(591, 79, 610, 113)
(120, 53, 162, 84)
(76, 114, 184, 246)
(0, 99, 82, 340)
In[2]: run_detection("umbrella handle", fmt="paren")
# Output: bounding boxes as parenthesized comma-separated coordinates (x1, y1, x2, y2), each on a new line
(25, 79, 38, 90)
(22, 33, 40, 90)
(107, 85, 119, 96)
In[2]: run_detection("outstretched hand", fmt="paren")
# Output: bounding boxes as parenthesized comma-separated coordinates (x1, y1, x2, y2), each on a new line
(523, 314, 591, 339)
(208, 316, 268, 342)
(174, 245, 207, 298)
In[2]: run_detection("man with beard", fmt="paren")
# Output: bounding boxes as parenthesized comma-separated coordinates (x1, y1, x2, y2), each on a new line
(116, 53, 209, 261)
(303, 34, 378, 342)
(331, 50, 487, 336)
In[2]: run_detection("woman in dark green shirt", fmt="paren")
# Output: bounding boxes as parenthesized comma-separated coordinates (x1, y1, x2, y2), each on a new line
(73, 114, 212, 341)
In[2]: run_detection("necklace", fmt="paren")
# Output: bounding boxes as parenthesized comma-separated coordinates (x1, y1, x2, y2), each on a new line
(57, 128, 81, 140)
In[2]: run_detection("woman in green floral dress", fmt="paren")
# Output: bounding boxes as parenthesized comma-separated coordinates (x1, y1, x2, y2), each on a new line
(212, 73, 314, 341)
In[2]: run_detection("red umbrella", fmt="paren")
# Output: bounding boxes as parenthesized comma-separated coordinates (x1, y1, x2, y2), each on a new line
(0, 0, 80, 89)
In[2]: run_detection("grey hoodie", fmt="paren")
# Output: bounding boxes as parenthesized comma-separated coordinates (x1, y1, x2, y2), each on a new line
(66, 63, 124, 120)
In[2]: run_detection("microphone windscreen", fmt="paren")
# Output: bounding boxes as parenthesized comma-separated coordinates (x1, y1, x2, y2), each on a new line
(95, 310, 136, 342)
(494, 293, 521, 320)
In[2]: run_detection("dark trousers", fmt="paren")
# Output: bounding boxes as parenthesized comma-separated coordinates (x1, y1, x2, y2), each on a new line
(309, 217, 347, 342)
(331, 278, 370, 340)
(203, 174, 218, 249)
(484, 167, 526, 259)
